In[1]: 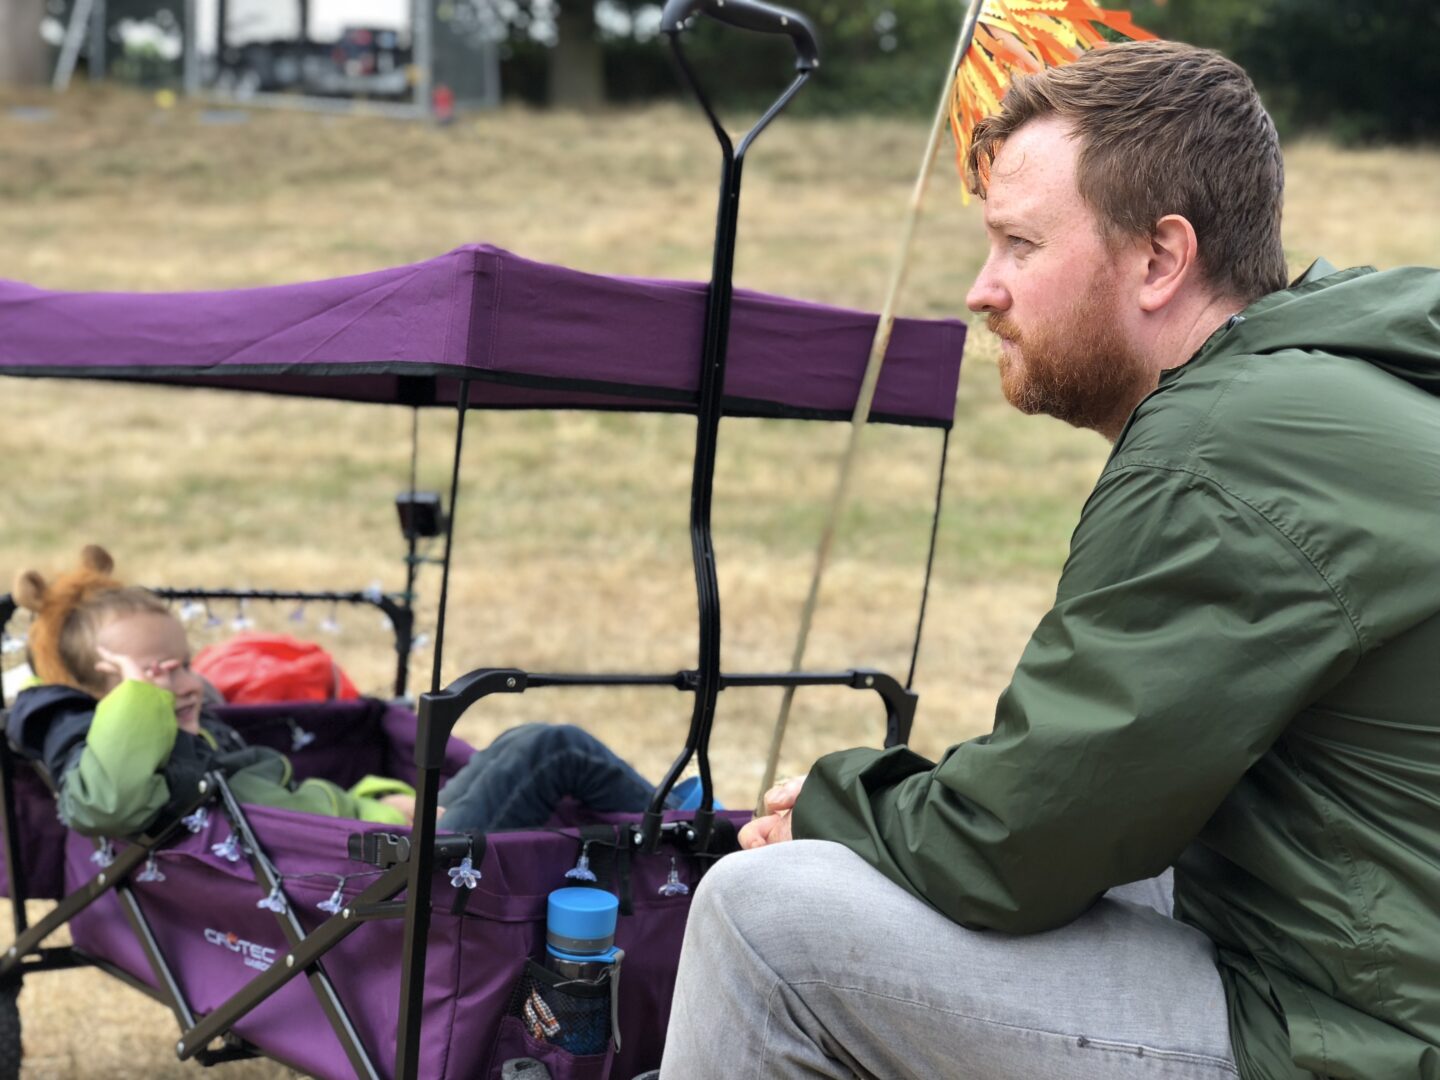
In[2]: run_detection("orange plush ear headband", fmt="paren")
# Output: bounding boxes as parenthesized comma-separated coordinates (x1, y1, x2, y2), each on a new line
(12, 545, 122, 691)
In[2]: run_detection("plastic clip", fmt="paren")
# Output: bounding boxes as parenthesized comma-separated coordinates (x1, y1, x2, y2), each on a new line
(230, 598, 254, 632)
(91, 837, 116, 868)
(288, 719, 316, 752)
(212, 833, 244, 862)
(658, 857, 689, 897)
(257, 883, 288, 914)
(448, 854, 481, 890)
(564, 841, 598, 883)
(317, 880, 346, 915)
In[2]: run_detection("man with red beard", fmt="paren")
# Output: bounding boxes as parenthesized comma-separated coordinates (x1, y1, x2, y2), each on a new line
(660, 39, 1440, 1080)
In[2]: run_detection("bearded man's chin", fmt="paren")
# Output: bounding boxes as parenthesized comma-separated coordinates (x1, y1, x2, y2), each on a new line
(1000, 376, 1044, 416)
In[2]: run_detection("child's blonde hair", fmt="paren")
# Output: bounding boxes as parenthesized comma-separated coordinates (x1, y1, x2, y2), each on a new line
(12, 545, 170, 697)
(56, 588, 173, 697)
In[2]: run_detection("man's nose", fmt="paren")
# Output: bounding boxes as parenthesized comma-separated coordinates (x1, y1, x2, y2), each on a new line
(966, 260, 1009, 313)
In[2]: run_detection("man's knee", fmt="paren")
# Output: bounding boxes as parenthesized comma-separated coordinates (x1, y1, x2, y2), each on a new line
(689, 841, 876, 962)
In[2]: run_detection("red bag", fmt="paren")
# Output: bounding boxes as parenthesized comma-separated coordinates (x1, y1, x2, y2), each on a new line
(193, 633, 360, 704)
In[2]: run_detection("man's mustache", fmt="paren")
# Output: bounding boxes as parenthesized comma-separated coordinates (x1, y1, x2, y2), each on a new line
(986, 312, 1021, 343)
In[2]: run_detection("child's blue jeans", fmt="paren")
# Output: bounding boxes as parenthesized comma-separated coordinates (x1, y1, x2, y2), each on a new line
(435, 723, 680, 832)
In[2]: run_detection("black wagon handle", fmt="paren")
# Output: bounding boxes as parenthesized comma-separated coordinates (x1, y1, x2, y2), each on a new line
(660, 0, 821, 71)
(643, 2, 817, 853)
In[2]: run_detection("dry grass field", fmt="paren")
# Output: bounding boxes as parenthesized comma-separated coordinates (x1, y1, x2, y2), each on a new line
(0, 84, 1436, 1078)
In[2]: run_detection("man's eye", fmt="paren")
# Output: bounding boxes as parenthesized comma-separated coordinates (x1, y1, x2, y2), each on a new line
(1007, 235, 1034, 250)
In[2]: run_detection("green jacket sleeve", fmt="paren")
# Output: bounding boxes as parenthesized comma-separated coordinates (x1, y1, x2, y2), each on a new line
(224, 762, 412, 825)
(791, 464, 1363, 934)
(281, 778, 411, 824)
(60, 680, 178, 836)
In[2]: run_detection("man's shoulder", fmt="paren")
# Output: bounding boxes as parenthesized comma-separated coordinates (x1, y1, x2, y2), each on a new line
(1097, 330, 1440, 639)
(1113, 338, 1436, 486)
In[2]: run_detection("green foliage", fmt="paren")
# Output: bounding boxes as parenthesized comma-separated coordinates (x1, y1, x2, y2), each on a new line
(587, 0, 1438, 139)
(1131, 0, 1439, 143)
(491, 0, 962, 113)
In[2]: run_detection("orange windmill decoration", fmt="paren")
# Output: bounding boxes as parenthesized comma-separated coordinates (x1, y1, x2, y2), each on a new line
(950, 1, 1156, 194)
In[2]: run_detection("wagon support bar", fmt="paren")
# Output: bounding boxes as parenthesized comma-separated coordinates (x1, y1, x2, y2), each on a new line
(199, 770, 383, 1078)
(173, 854, 412, 1062)
(651, 0, 817, 858)
(389, 662, 913, 1079)
(412, 667, 917, 773)
(0, 781, 214, 981)
(148, 587, 417, 700)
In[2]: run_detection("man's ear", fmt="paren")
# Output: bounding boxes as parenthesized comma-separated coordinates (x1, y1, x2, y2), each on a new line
(1138, 214, 1200, 313)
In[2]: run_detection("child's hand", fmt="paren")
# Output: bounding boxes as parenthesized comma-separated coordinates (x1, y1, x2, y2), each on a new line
(95, 645, 181, 689)
(380, 793, 417, 826)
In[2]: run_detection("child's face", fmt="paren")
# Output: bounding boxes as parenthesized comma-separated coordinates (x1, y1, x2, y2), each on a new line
(95, 611, 205, 734)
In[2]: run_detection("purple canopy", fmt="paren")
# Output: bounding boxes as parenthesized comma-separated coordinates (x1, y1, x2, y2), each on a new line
(0, 244, 964, 427)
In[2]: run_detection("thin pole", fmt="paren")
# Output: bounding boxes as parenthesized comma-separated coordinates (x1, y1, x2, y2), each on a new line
(52, 0, 95, 92)
(430, 381, 471, 695)
(757, 0, 987, 806)
(907, 428, 951, 689)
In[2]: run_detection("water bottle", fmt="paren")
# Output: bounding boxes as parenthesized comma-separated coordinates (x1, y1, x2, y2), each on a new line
(543, 887, 625, 1055)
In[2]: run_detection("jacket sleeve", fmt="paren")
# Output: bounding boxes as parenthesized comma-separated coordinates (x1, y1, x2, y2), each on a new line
(290, 778, 411, 824)
(791, 464, 1364, 934)
(59, 680, 178, 837)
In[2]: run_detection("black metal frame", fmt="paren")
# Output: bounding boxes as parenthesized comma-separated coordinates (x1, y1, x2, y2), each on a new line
(0, 763, 420, 1074)
(1, 586, 415, 709)
(0, 4, 963, 1077)
(0, 585, 413, 955)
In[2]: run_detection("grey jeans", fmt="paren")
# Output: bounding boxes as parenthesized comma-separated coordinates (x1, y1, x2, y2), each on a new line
(660, 840, 1237, 1079)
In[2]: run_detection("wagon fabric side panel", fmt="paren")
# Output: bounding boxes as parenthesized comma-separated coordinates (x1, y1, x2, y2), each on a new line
(65, 796, 747, 1079)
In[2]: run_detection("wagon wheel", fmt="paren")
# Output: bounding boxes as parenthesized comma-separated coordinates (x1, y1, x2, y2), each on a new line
(0, 976, 19, 1080)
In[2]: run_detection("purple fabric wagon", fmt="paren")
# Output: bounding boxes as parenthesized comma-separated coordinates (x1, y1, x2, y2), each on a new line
(0, 243, 963, 425)
(0, 244, 965, 1079)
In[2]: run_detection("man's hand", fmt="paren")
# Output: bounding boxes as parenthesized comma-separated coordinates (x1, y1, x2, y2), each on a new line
(738, 775, 807, 850)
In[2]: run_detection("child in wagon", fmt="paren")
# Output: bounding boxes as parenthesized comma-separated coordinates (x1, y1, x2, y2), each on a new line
(6, 545, 691, 839)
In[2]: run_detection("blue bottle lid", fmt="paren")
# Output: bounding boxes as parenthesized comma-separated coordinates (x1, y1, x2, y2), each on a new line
(547, 887, 619, 959)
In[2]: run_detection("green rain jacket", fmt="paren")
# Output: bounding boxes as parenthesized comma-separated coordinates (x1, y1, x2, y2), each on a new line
(793, 261, 1440, 1080)
(50, 681, 413, 834)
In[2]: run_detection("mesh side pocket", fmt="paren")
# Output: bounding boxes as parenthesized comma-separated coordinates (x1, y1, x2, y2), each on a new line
(506, 959, 612, 1057)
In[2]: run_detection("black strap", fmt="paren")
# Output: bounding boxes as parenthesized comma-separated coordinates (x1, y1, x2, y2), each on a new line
(615, 839, 634, 917)
(704, 816, 741, 858)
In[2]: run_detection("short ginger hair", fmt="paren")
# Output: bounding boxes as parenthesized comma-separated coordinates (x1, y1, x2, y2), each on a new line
(967, 39, 1288, 304)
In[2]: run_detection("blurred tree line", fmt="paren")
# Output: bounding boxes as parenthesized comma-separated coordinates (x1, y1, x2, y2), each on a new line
(1129, 0, 1439, 143)
(4, 0, 1435, 142)
(501, 0, 1437, 143)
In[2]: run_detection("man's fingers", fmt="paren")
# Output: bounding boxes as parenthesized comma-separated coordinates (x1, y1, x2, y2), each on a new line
(738, 810, 796, 850)
(763, 775, 807, 814)
(738, 815, 776, 850)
